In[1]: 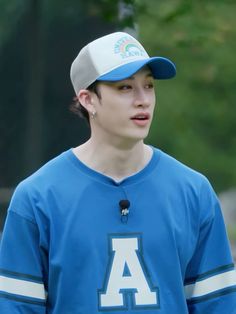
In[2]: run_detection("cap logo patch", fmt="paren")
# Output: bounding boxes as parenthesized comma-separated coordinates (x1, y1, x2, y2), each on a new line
(114, 36, 146, 59)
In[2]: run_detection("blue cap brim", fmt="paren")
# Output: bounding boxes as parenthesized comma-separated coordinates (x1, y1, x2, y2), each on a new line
(97, 57, 176, 82)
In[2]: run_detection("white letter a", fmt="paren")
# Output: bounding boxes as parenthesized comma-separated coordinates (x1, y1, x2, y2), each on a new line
(98, 234, 159, 310)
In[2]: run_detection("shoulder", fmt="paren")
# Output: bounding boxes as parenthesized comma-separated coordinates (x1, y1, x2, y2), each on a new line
(155, 148, 208, 182)
(153, 147, 217, 202)
(17, 150, 72, 189)
(157, 147, 218, 206)
(8, 150, 74, 217)
(152, 148, 220, 223)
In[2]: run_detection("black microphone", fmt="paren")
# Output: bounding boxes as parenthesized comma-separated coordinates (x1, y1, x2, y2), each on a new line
(119, 199, 130, 216)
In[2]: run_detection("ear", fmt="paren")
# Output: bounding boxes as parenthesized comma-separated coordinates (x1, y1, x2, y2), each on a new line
(77, 89, 96, 114)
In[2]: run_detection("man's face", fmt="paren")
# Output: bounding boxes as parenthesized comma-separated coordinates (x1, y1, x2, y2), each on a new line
(90, 66, 156, 146)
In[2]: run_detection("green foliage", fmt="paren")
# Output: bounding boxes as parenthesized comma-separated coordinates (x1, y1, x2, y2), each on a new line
(0, 0, 235, 194)
(136, 0, 236, 192)
(0, 0, 29, 47)
(228, 225, 236, 243)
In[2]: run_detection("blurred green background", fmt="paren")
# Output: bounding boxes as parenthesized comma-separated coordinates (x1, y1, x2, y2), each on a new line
(0, 0, 236, 252)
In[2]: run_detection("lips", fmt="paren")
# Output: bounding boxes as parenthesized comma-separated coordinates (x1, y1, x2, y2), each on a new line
(130, 112, 150, 127)
(130, 113, 150, 121)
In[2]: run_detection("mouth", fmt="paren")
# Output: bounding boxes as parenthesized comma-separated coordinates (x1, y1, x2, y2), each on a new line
(130, 113, 150, 127)
(130, 113, 150, 121)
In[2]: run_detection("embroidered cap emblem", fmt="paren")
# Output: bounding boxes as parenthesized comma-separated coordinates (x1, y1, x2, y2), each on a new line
(114, 36, 146, 59)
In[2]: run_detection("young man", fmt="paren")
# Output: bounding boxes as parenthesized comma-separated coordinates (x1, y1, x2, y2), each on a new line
(0, 32, 235, 313)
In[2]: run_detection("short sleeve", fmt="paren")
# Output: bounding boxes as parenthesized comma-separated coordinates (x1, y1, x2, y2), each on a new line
(0, 188, 47, 313)
(184, 179, 236, 313)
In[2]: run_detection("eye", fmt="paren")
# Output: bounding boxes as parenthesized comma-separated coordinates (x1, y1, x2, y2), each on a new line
(118, 84, 132, 91)
(145, 82, 154, 89)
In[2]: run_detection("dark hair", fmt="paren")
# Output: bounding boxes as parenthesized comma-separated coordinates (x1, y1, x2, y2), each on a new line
(70, 81, 101, 123)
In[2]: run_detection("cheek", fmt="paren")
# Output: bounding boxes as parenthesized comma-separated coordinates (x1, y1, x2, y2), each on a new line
(149, 93, 156, 111)
(100, 95, 129, 116)
(152, 90, 156, 103)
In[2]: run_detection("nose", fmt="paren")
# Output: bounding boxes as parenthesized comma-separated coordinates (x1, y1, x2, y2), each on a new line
(133, 88, 151, 108)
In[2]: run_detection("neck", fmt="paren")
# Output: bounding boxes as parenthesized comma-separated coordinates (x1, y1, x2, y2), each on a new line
(73, 139, 153, 181)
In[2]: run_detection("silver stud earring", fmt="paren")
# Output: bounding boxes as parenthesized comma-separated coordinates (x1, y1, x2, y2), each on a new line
(91, 111, 96, 119)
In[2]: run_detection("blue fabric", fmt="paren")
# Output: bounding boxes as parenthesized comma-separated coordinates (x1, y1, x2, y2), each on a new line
(97, 57, 176, 81)
(0, 148, 235, 313)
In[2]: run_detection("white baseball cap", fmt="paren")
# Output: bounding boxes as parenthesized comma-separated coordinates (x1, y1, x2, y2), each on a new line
(70, 32, 176, 94)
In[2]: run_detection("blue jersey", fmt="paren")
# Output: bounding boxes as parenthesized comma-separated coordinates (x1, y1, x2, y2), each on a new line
(0, 148, 236, 313)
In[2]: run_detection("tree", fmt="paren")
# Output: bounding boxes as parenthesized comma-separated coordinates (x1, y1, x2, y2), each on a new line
(0, 0, 134, 184)
(1, 0, 235, 193)
(136, 0, 236, 192)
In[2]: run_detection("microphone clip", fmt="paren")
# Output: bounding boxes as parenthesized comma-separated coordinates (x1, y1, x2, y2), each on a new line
(121, 208, 129, 216)
(119, 199, 130, 223)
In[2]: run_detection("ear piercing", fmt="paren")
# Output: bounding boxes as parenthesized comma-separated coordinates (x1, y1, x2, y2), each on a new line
(91, 111, 97, 119)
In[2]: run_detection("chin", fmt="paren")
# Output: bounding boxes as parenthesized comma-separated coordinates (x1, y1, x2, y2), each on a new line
(125, 130, 150, 142)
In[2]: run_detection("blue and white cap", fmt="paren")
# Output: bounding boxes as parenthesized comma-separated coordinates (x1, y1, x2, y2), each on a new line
(70, 32, 176, 94)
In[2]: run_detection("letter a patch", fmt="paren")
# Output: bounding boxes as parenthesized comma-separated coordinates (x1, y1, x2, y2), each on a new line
(98, 233, 159, 311)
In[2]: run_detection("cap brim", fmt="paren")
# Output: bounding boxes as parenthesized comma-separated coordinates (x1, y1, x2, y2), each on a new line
(97, 57, 176, 82)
